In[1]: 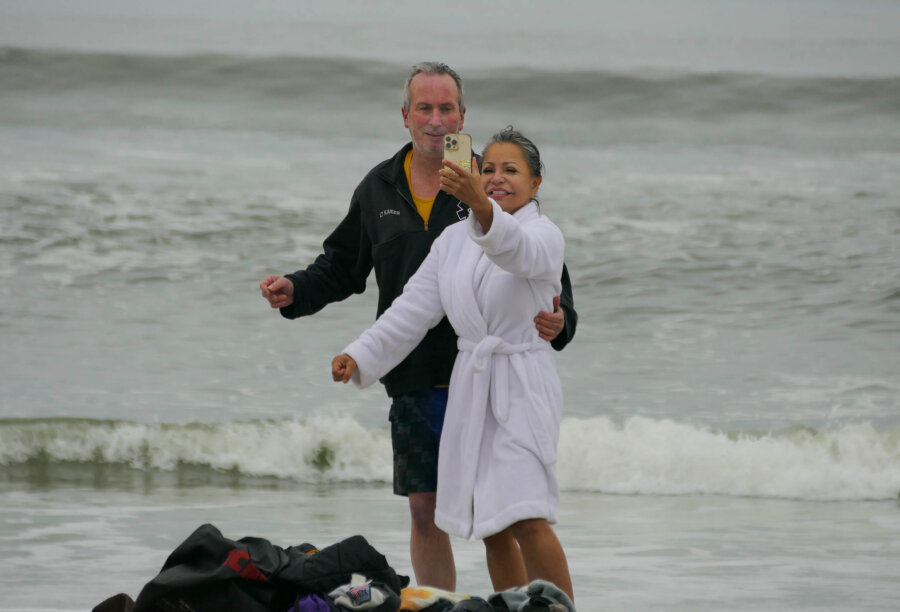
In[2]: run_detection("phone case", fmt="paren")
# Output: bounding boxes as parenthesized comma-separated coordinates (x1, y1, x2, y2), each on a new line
(443, 133, 472, 172)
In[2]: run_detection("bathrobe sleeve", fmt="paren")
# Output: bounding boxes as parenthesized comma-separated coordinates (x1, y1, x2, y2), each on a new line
(467, 200, 565, 283)
(342, 243, 446, 388)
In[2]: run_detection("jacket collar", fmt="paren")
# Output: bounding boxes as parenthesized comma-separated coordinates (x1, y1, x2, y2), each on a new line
(380, 142, 414, 188)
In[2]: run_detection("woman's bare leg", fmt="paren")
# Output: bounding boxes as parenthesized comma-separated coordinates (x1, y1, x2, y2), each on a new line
(509, 518, 574, 602)
(483, 527, 528, 592)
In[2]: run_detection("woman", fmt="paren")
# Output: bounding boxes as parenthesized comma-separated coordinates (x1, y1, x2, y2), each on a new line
(332, 127, 573, 602)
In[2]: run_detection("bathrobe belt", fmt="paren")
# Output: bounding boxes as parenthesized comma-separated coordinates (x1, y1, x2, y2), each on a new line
(457, 335, 546, 424)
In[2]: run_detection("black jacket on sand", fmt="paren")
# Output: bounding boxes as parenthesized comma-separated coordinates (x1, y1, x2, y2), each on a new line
(131, 524, 408, 612)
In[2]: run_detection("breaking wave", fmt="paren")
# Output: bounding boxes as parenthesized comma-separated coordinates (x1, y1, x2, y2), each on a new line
(2, 416, 898, 501)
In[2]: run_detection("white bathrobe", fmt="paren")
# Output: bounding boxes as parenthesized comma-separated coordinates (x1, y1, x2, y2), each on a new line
(343, 199, 564, 540)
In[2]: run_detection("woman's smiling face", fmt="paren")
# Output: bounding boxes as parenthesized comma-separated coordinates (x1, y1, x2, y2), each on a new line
(480, 142, 542, 214)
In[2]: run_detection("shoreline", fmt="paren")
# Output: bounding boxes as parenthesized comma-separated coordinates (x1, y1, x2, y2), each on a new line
(1, 479, 898, 610)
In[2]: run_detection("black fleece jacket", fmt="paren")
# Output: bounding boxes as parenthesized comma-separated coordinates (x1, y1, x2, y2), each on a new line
(282, 142, 577, 397)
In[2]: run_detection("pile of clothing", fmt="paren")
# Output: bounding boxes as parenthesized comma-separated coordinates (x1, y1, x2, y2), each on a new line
(91, 524, 575, 612)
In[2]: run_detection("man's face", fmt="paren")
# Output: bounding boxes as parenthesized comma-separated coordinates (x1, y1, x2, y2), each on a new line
(402, 73, 465, 159)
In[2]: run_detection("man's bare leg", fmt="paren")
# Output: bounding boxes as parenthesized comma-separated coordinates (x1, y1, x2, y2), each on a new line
(408, 492, 455, 590)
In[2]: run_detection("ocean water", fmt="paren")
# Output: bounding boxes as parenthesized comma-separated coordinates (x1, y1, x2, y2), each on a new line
(1, 1, 899, 610)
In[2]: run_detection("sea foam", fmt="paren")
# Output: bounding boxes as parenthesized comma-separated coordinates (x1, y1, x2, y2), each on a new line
(2, 416, 897, 501)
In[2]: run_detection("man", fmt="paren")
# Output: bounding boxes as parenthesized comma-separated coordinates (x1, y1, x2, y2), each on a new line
(260, 62, 577, 590)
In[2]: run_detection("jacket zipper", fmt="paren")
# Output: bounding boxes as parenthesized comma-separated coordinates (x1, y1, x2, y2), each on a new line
(396, 187, 429, 231)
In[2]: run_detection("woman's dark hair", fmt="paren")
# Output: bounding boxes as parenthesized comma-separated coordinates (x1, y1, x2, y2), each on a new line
(482, 126, 543, 178)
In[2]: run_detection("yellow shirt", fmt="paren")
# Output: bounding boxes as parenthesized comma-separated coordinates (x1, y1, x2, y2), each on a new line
(404, 150, 435, 228)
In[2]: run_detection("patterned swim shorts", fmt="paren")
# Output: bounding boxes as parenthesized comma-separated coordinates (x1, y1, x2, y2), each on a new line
(388, 387, 448, 496)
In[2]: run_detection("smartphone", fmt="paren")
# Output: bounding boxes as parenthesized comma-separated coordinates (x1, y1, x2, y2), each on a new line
(443, 133, 472, 172)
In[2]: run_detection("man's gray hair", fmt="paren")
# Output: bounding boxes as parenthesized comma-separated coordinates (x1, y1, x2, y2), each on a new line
(483, 126, 544, 178)
(402, 61, 465, 112)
